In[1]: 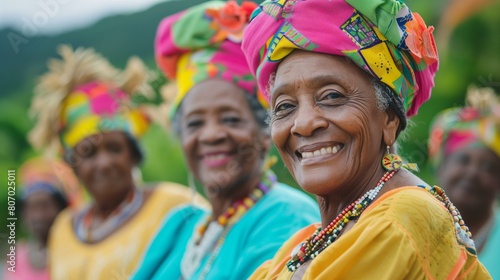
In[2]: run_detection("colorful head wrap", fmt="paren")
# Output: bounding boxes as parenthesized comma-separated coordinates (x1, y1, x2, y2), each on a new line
(241, 0, 439, 117)
(19, 157, 85, 209)
(59, 82, 149, 149)
(154, 0, 267, 118)
(429, 86, 500, 167)
(29, 46, 152, 154)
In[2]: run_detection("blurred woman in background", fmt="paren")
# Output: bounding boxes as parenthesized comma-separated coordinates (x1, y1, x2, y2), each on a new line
(429, 86, 500, 278)
(3, 157, 81, 280)
(132, 1, 319, 279)
(29, 46, 202, 280)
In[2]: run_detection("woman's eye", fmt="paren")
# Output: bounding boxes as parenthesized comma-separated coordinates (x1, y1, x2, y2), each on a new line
(222, 116, 241, 124)
(275, 102, 295, 114)
(479, 161, 494, 173)
(108, 143, 122, 153)
(455, 154, 470, 166)
(186, 119, 202, 128)
(321, 91, 343, 100)
(76, 142, 95, 158)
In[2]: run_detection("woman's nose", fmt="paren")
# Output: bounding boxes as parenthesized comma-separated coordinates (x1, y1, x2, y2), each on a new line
(291, 102, 328, 137)
(199, 120, 227, 144)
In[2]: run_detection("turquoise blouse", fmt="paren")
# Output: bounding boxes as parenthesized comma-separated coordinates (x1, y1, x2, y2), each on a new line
(479, 210, 500, 279)
(132, 183, 320, 280)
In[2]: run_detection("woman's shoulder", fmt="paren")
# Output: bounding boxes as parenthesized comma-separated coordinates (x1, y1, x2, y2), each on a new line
(365, 186, 478, 255)
(142, 182, 209, 210)
(370, 185, 448, 217)
(265, 183, 318, 207)
(159, 204, 207, 228)
(366, 186, 456, 232)
(50, 207, 76, 233)
(240, 183, 320, 232)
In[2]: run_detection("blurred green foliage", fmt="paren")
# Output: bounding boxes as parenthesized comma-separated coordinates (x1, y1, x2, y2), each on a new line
(0, 0, 499, 254)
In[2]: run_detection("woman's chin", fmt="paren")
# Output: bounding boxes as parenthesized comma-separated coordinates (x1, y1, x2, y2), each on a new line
(293, 168, 346, 196)
(296, 178, 338, 196)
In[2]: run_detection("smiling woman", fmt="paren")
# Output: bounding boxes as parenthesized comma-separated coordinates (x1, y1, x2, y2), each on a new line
(241, 0, 492, 279)
(131, 1, 320, 279)
(28, 46, 200, 280)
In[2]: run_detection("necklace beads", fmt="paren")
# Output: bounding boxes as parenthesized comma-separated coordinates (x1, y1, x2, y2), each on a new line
(287, 170, 397, 272)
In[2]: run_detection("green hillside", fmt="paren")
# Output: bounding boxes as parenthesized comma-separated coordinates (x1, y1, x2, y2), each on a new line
(0, 0, 499, 204)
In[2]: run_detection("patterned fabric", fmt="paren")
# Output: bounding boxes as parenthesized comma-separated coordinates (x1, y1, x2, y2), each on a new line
(428, 98, 500, 168)
(19, 157, 84, 209)
(59, 81, 150, 149)
(154, 0, 267, 118)
(249, 187, 492, 280)
(241, 0, 439, 117)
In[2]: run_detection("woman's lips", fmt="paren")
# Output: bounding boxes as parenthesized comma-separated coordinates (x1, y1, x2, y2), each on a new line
(201, 152, 234, 167)
(296, 143, 344, 165)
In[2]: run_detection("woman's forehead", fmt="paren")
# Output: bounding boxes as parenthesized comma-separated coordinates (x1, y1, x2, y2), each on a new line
(272, 52, 371, 96)
(182, 81, 249, 114)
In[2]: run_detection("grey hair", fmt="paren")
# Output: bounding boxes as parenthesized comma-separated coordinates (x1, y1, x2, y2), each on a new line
(171, 91, 270, 137)
(372, 78, 408, 134)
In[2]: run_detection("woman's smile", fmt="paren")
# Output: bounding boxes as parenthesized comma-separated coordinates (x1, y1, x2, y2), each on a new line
(200, 151, 235, 168)
(295, 142, 345, 165)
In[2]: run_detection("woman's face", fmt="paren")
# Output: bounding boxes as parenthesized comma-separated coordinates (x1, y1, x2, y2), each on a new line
(180, 79, 270, 195)
(270, 51, 396, 196)
(23, 192, 63, 242)
(438, 145, 500, 211)
(70, 131, 138, 205)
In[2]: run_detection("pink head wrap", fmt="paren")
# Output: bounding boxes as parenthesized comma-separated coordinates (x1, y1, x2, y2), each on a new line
(155, 1, 267, 118)
(241, 0, 439, 117)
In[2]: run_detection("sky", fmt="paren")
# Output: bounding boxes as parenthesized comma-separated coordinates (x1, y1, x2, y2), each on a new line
(0, 0, 167, 35)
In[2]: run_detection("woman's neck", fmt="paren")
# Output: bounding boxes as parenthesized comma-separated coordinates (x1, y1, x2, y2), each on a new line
(316, 167, 425, 229)
(34, 235, 48, 250)
(317, 165, 386, 229)
(460, 204, 494, 236)
(208, 174, 262, 220)
(92, 187, 137, 219)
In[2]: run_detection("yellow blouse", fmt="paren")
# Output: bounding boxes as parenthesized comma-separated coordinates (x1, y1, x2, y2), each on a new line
(48, 182, 206, 280)
(250, 187, 492, 280)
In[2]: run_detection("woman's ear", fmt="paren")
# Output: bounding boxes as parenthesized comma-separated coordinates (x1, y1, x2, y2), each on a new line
(382, 108, 401, 146)
(63, 149, 80, 175)
(259, 129, 272, 158)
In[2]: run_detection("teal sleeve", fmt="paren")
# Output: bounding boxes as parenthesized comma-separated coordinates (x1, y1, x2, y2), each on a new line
(131, 205, 203, 280)
(232, 185, 320, 278)
(478, 211, 500, 279)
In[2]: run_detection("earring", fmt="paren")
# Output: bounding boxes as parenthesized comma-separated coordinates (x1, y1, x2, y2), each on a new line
(381, 145, 420, 172)
(382, 145, 403, 171)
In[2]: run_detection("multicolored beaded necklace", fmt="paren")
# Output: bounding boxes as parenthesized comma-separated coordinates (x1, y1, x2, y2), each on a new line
(181, 171, 276, 279)
(286, 174, 478, 272)
(287, 170, 397, 272)
(73, 189, 143, 243)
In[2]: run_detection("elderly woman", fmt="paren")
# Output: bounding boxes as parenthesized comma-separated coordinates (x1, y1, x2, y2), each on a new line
(29, 46, 200, 280)
(241, 0, 492, 278)
(132, 2, 319, 279)
(3, 158, 81, 280)
(429, 86, 500, 279)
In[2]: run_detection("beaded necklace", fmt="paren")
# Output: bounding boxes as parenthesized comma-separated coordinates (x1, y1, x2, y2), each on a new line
(74, 189, 143, 243)
(287, 170, 397, 272)
(181, 171, 276, 279)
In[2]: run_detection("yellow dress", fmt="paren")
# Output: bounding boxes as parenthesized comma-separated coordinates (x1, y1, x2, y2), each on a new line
(48, 182, 206, 280)
(250, 187, 492, 280)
